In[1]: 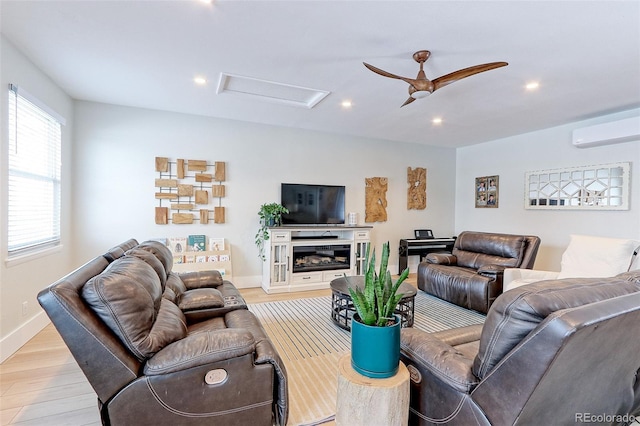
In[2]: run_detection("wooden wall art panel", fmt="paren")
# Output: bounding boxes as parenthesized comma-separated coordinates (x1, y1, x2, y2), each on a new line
(407, 167, 426, 210)
(155, 157, 227, 225)
(365, 177, 388, 223)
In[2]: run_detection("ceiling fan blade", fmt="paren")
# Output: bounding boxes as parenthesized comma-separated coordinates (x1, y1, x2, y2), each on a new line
(363, 62, 416, 86)
(432, 62, 508, 91)
(401, 97, 416, 107)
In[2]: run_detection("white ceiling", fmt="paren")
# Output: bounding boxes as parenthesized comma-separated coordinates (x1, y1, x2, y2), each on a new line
(2, 0, 639, 148)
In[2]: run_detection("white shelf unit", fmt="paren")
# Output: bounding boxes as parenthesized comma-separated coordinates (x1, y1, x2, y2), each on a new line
(261, 226, 371, 294)
(172, 249, 232, 281)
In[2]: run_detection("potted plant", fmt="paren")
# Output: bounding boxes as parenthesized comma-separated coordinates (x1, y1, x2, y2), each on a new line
(255, 202, 289, 261)
(347, 241, 410, 378)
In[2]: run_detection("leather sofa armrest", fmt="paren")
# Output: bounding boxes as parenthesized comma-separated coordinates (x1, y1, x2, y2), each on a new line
(179, 270, 224, 289)
(401, 328, 479, 393)
(143, 329, 255, 376)
(178, 288, 225, 312)
(477, 264, 506, 278)
(430, 324, 483, 347)
(426, 253, 457, 265)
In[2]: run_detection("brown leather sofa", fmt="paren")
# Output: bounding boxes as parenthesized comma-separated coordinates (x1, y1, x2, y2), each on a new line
(132, 240, 248, 323)
(401, 271, 640, 425)
(418, 231, 541, 313)
(38, 239, 288, 426)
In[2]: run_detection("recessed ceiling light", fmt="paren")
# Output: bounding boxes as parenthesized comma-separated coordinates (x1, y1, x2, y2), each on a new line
(341, 100, 352, 109)
(194, 76, 207, 86)
(432, 117, 443, 125)
(526, 81, 540, 90)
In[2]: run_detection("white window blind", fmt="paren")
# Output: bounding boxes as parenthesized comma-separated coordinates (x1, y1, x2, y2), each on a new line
(7, 84, 64, 256)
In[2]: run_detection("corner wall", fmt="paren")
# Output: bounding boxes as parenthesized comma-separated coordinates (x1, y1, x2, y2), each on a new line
(455, 109, 640, 270)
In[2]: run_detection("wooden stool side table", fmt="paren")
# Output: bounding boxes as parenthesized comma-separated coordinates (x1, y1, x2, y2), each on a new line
(335, 354, 410, 425)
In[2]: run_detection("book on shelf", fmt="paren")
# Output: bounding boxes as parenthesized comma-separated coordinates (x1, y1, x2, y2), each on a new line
(209, 237, 225, 251)
(188, 235, 207, 252)
(168, 237, 187, 253)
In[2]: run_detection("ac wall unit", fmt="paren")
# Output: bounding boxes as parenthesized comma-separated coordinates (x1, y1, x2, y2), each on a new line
(572, 116, 640, 148)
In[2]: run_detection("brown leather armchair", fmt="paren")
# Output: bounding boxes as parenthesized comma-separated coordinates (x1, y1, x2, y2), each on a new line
(418, 231, 540, 313)
(401, 272, 640, 425)
(38, 240, 288, 426)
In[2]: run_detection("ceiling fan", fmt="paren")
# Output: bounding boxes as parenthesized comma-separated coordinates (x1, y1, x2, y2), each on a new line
(363, 50, 508, 107)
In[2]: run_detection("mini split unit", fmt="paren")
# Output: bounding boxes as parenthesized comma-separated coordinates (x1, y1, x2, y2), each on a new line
(572, 116, 640, 148)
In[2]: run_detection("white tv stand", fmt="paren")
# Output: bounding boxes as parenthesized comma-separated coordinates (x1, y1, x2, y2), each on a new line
(261, 226, 372, 294)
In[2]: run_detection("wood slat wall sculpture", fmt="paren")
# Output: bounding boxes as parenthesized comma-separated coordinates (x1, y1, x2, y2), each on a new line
(155, 157, 226, 224)
(407, 167, 426, 210)
(365, 177, 388, 223)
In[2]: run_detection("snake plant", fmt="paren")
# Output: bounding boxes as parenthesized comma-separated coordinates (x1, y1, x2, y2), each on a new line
(347, 241, 410, 327)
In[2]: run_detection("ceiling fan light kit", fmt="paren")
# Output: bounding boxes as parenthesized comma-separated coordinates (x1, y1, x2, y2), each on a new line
(363, 50, 508, 107)
(410, 90, 431, 99)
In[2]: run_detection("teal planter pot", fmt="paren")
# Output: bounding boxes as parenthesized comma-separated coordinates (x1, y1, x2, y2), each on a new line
(351, 314, 401, 378)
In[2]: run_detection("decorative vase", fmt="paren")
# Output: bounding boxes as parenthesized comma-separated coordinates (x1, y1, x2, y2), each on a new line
(350, 314, 401, 378)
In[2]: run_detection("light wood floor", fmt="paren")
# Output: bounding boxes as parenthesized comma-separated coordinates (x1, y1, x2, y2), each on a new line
(0, 286, 335, 426)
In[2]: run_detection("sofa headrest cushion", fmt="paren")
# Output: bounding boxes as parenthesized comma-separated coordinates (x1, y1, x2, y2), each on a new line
(453, 232, 526, 269)
(82, 256, 187, 361)
(166, 273, 187, 295)
(473, 277, 640, 379)
(125, 248, 167, 288)
(137, 240, 174, 275)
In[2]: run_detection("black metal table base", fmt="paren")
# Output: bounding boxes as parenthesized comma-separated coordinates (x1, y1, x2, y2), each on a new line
(330, 290, 415, 331)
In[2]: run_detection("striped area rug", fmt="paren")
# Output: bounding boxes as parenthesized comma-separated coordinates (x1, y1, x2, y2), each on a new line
(249, 292, 485, 426)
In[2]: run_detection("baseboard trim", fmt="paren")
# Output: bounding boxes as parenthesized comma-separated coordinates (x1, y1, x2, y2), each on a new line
(0, 310, 50, 363)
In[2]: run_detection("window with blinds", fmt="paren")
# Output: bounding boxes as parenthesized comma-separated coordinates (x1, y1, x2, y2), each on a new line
(7, 84, 64, 257)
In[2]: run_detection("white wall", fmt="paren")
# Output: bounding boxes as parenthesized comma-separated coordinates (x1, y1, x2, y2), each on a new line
(456, 109, 640, 271)
(0, 36, 75, 361)
(72, 101, 457, 285)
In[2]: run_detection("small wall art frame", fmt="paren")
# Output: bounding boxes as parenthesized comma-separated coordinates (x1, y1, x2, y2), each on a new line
(475, 175, 499, 208)
(524, 162, 630, 210)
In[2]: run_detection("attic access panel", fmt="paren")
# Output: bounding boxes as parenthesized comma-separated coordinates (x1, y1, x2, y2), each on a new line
(217, 73, 329, 108)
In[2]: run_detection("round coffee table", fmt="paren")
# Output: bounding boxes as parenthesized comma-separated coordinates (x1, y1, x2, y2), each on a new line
(330, 276, 417, 331)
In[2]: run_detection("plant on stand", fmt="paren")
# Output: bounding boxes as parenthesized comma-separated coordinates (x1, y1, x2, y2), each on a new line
(347, 241, 410, 378)
(255, 202, 289, 261)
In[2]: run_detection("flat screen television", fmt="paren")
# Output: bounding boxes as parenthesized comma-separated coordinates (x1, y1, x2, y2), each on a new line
(281, 183, 345, 225)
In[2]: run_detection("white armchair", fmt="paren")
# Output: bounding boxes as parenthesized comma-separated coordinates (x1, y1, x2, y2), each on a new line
(504, 234, 639, 292)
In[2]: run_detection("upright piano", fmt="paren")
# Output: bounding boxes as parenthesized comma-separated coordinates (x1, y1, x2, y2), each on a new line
(398, 237, 456, 274)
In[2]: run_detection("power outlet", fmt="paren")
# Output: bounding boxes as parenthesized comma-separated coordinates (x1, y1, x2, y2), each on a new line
(22, 301, 28, 316)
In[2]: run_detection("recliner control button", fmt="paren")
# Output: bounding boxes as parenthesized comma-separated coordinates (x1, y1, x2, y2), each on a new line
(205, 369, 228, 385)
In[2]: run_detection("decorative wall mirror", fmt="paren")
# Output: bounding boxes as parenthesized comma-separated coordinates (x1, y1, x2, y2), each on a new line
(525, 162, 630, 210)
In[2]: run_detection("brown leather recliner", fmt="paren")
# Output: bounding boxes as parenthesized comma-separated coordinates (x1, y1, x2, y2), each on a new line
(401, 272, 640, 425)
(38, 240, 288, 426)
(418, 231, 541, 313)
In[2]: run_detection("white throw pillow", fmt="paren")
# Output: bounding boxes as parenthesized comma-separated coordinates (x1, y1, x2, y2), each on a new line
(557, 234, 639, 279)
